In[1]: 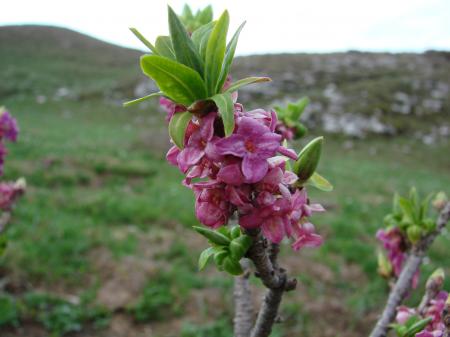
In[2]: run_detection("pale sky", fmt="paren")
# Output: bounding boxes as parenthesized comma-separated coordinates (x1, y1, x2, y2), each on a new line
(1, 0, 449, 54)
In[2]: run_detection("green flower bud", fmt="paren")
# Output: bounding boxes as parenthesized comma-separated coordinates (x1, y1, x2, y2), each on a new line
(193, 226, 231, 246)
(399, 219, 412, 230)
(229, 235, 252, 260)
(377, 251, 392, 278)
(432, 191, 448, 211)
(383, 214, 397, 227)
(423, 218, 436, 233)
(426, 268, 445, 289)
(293, 122, 307, 139)
(213, 250, 229, 270)
(230, 226, 241, 239)
(217, 226, 231, 239)
(407, 225, 422, 244)
(223, 257, 243, 275)
(294, 136, 323, 184)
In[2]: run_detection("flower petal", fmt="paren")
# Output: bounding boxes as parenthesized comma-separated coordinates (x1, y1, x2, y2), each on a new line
(214, 134, 246, 157)
(242, 156, 269, 183)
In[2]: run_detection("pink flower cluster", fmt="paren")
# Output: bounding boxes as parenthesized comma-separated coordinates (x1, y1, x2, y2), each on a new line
(396, 291, 449, 337)
(0, 110, 19, 176)
(0, 179, 25, 211)
(377, 227, 419, 287)
(162, 101, 324, 250)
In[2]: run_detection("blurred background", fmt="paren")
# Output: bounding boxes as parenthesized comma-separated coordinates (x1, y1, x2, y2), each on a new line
(0, 1, 449, 336)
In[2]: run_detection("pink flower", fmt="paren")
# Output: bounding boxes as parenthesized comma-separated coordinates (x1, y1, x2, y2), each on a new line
(166, 146, 180, 166)
(395, 306, 416, 324)
(193, 180, 231, 229)
(376, 228, 409, 279)
(159, 97, 185, 121)
(243, 109, 278, 132)
(275, 122, 295, 141)
(177, 113, 216, 173)
(0, 110, 19, 142)
(291, 222, 323, 251)
(217, 160, 245, 186)
(214, 117, 282, 183)
(415, 332, 439, 337)
(0, 179, 25, 211)
(289, 189, 325, 222)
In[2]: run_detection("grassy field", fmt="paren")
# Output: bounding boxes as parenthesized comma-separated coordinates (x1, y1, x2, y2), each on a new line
(0, 95, 448, 337)
(0, 25, 449, 337)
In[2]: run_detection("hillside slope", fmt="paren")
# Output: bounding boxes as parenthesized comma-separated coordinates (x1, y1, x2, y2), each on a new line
(1, 25, 449, 137)
(233, 52, 450, 137)
(0, 25, 143, 98)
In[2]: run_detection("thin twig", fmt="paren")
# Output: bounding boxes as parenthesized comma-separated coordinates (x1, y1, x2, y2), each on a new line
(245, 229, 297, 337)
(234, 259, 254, 337)
(418, 270, 444, 315)
(369, 202, 450, 337)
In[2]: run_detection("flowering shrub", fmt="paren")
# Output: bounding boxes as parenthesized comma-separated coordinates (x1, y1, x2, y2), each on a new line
(127, 6, 332, 276)
(0, 106, 24, 255)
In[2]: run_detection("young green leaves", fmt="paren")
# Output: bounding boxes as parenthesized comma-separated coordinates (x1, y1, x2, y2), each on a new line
(193, 226, 252, 276)
(127, 6, 268, 109)
(383, 188, 438, 244)
(168, 6, 204, 76)
(274, 97, 310, 139)
(140, 55, 207, 106)
(180, 4, 213, 33)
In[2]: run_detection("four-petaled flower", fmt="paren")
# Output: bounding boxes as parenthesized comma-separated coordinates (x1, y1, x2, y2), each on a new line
(214, 117, 282, 183)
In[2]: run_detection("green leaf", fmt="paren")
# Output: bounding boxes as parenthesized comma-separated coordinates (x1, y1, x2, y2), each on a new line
(210, 92, 235, 136)
(182, 4, 194, 21)
(198, 247, 215, 271)
(229, 235, 252, 260)
(288, 97, 310, 121)
(168, 111, 192, 149)
(225, 77, 271, 93)
(398, 197, 415, 223)
(404, 317, 432, 337)
(193, 226, 231, 246)
(168, 6, 204, 75)
(419, 193, 434, 220)
(216, 21, 246, 92)
(155, 36, 175, 60)
(393, 193, 401, 215)
(197, 5, 213, 25)
(307, 172, 333, 192)
(230, 226, 241, 239)
(223, 257, 243, 275)
(191, 22, 216, 59)
(129, 28, 158, 54)
(217, 226, 231, 239)
(123, 92, 163, 107)
(140, 55, 207, 106)
(213, 249, 229, 269)
(205, 10, 229, 95)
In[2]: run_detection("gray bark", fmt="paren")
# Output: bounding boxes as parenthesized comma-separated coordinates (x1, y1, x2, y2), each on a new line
(234, 260, 254, 337)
